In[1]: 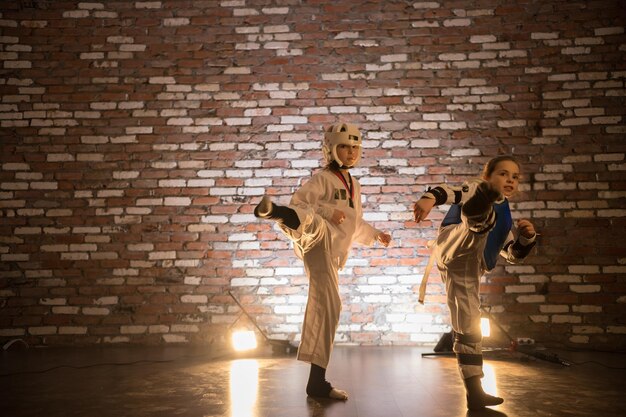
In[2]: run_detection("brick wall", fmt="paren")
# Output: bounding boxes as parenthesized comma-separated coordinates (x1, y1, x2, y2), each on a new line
(0, 1, 624, 350)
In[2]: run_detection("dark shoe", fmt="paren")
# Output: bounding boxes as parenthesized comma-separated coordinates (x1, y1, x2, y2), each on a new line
(464, 376, 504, 411)
(306, 380, 348, 400)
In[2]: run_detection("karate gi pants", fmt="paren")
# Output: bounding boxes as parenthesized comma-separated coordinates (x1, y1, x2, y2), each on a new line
(434, 213, 492, 380)
(279, 207, 341, 369)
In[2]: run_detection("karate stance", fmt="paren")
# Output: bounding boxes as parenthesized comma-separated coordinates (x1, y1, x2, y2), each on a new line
(254, 123, 391, 400)
(413, 155, 537, 411)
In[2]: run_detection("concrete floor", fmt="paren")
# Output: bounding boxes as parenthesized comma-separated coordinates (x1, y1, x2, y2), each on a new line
(1, 344, 625, 417)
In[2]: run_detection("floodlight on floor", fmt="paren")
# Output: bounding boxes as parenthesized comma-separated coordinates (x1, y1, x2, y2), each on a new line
(232, 330, 257, 352)
(228, 291, 297, 355)
(481, 317, 491, 338)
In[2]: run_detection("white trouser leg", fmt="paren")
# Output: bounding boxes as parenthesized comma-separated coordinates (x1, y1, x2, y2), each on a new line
(436, 220, 489, 380)
(296, 228, 341, 368)
(278, 207, 341, 369)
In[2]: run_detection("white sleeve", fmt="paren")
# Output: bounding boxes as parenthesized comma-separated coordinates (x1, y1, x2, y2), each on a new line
(352, 180, 381, 246)
(353, 217, 380, 247)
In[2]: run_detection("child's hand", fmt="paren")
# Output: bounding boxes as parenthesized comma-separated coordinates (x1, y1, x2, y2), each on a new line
(332, 209, 346, 225)
(376, 232, 391, 247)
(517, 219, 536, 238)
(413, 198, 435, 223)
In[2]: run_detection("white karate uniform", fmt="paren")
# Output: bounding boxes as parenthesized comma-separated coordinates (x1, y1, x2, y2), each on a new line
(430, 179, 535, 379)
(277, 168, 381, 368)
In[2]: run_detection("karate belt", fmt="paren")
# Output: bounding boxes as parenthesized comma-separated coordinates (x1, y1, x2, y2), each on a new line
(418, 240, 436, 304)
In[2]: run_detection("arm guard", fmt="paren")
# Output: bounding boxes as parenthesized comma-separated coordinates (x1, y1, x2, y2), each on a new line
(422, 183, 462, 206)
(426, 186, 448, 206)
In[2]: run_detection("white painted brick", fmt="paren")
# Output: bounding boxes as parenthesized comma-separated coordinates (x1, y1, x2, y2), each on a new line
(592, 116, 621, 124)
(450, 149, 480, 158)
(95, 296, 119, 305)
(121, 325, 147, 334)
(570, 285, 601, 293)
(410, 122, 438, 130)
(470, 35, 496, 43)
(594, 27, 624, 36)
(261, 277, 290, 285)
(29, 326, 57, 335)
(164, 18, 189, 26)
(498, 120, 526, 127)
(568, 265, 600, 274)
(0, 328, 25, 337)
(572, 326, 603, 334)
(149, 251, 176, 260)
(171, 324, 199, 333)
(14, 227, 42, 234)
(83, 307, 110, 315)
(41, 244, 68, 252)
(231, 278, 259, 287)
(552, 315, 582, 324)
(438, 53, 466, 61)
(440, 122, 467, 129)
(572, 305, 602, 313)
(163, 197, 191, 206)
(551, 275, 583, 283)
(149, 325, 169, 334)
(413, 2, 440, 9)
(52, 307, 80, 315)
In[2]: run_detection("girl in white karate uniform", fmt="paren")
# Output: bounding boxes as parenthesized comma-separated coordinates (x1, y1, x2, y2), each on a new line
(254, 123, 391, 400)
(413, 156, 537, 411)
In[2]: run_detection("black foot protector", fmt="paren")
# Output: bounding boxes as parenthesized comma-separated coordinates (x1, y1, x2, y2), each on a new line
(465, 376, 504, 411)
(462, 182, 501, 219)
(254, 196, 300, 230)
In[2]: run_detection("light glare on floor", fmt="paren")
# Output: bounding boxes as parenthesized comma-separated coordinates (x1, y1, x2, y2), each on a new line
(230, 359, 259, 417)
(232, 330, 257, 351)
(481, 317, 491, 338)
(482, 363, 498, 397)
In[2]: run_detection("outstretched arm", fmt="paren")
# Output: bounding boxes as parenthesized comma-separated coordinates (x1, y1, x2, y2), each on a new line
(413, 179, 492, 223)
(413, 197, 436, 223)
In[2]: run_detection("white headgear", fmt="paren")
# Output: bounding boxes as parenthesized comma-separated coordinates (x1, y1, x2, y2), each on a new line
(323, 123, 362, 168)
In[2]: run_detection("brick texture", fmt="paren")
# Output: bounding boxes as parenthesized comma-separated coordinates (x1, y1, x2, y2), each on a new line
(0, 1, 624, 350)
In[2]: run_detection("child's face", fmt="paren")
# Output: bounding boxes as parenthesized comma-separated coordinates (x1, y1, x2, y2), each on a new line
(336, 144, 360, 168)
(484, 160, 520, 198)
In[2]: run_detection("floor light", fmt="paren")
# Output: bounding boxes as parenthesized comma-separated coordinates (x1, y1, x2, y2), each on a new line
(481, 317, 491, 338)
(232, 330, 257, 352)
